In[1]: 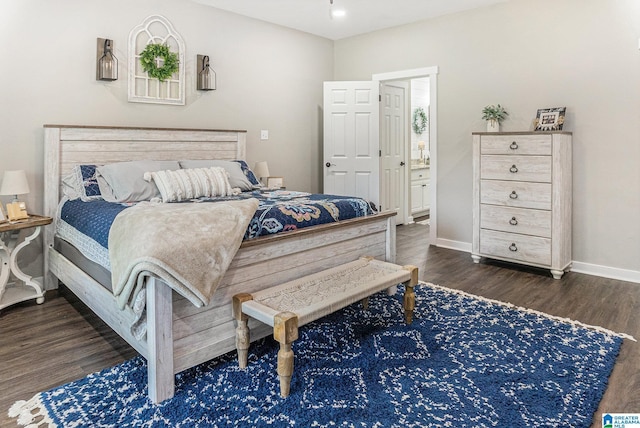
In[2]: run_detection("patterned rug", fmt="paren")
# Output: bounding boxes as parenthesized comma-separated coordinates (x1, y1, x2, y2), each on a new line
(10, 282, 632, 428)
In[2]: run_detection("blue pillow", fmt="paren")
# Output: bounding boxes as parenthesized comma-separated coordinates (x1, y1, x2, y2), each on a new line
(76, 165, 102, 201)
(233, 160, 261, 186)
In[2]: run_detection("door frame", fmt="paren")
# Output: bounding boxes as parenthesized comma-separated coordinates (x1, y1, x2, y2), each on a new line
(372, 66, 439, 246)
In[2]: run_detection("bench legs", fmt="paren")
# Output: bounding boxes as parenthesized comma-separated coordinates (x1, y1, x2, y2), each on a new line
(233, 295, 300, 398)
(402, 265, 419, 325)
(232, 293, 254, 368)
(274, 312, 299, 398)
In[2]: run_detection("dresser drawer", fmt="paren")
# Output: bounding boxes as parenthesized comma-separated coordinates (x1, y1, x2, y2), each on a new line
(480, 229, 551, 266)
(480, 155, 551, 182)
(480, 204, 551, 237)
(480, 180, 551, 210)
(481, 134, 552, 155)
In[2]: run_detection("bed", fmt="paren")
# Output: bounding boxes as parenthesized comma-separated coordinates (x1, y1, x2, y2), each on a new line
(43, 125, 397, 403)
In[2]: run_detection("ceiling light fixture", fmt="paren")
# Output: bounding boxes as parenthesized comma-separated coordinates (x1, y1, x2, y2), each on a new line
(329, 0, 346, 19)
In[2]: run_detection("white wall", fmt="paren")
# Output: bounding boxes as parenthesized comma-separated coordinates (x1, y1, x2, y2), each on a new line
(333, 0, 640, 277)
(0, 0, 333, 273)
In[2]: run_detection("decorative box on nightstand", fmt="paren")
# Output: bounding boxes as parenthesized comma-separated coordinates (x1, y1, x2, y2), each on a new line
(471, 132, 572, 279)
(0, 214, 52, 311)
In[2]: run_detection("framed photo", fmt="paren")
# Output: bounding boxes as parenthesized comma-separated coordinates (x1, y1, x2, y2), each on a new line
(267, 176, 284, 189)
(0, 204, 6, 223)
(534, 107, 566, 131)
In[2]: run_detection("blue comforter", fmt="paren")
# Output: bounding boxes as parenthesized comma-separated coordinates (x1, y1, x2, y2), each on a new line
(60, 190, 375, 251)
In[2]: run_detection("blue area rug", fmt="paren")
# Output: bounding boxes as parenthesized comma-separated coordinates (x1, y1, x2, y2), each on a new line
(10, 282, 629, 427)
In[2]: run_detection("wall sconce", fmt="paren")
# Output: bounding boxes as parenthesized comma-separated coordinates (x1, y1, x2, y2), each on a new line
(197, 54, 216, 91)
(96, 38, 118, 81)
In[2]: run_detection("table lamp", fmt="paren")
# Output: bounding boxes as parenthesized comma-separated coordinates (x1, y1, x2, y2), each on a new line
(417, 141, 426, 164)
(253, 161, 270, 186)
(0, 170, 30, 220)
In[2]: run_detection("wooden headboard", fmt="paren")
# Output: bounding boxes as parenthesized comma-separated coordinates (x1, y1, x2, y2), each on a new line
(43, 124, 247, 211)
(42, 125, 247, 287)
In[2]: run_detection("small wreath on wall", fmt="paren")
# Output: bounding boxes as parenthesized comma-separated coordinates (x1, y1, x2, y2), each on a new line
(412, 107, 428, 135)
(139, 43, 179, 82)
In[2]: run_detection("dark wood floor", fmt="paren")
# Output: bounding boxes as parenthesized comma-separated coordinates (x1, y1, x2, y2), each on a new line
(1, 222, 638, 427)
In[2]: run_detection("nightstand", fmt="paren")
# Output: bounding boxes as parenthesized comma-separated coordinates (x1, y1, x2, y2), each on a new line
(0, 214, 53, 312)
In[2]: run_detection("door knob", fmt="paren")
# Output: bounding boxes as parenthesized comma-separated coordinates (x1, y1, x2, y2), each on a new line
(325, 162, 333, 167)
(400, 161, 405, 166)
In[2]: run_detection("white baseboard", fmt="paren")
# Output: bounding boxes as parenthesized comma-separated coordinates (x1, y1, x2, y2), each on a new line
(570, 262, 640, 284)
(434, 240, 640, 285)
(435, 238, 472, 253)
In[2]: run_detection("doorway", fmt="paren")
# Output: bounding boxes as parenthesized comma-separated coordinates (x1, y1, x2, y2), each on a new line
(373, 67, 439, 246)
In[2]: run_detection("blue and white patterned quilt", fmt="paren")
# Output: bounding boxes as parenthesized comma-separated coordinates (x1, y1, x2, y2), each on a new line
(57, 191, 375, 270)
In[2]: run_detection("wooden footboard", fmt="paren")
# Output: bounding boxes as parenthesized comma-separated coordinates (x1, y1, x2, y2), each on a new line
(47, 211, 396, 402)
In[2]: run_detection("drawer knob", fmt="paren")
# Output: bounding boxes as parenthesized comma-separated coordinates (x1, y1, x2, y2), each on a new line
(510, 141, 518, 150)
(509, 217, 518, 225)
(509, 243, 518, 252)
(509, 191, 518, 199)
(509, 164, 518, 173)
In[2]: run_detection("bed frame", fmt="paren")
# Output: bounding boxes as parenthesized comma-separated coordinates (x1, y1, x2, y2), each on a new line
(43, 125, 396, 403)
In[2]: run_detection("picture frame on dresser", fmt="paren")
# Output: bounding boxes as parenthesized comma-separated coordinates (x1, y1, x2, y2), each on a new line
(534, 107, 566, 131)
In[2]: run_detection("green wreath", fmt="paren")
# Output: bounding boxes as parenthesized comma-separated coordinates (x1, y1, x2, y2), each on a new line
(412, 107, 428, 135)
(139, 43, 179, 82)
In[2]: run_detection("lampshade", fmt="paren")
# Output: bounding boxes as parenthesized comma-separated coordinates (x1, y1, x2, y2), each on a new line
(0, 170, 30, 197)
(417, 141, 426, 150)
(253, 161, 270, 181)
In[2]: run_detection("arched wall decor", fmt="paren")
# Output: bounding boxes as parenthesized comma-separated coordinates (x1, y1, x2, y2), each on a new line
(128, 15, 185, 105)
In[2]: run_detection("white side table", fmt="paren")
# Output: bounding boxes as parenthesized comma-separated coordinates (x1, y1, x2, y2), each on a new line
(0, 214, 52, 312)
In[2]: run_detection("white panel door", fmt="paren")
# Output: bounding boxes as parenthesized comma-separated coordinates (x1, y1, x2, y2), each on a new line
(380, 82, 407, 224)
(323, 81, 380, 208)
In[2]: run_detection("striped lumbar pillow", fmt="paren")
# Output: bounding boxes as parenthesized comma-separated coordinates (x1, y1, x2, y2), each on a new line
(144, 167, 238, 202)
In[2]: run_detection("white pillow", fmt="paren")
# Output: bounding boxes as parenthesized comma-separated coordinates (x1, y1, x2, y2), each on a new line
(179, 160, 258, 191)
(144, 167, 239, 203)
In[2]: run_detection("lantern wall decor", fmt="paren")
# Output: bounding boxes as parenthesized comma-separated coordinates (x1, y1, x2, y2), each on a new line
(197, 54, 216, 91)
(96, 38, 118, 81)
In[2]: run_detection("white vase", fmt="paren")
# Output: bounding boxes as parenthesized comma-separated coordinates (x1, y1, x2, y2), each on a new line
(486, 120, 499, 132)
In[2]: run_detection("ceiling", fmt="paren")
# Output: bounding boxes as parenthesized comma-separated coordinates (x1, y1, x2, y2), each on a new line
(192, 0, 508, 40)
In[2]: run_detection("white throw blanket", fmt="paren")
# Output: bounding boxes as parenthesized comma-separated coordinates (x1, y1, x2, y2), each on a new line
(109, 198, 259, 312)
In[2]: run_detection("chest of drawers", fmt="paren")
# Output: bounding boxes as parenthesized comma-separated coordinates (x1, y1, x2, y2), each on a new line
(471, 132, 572, 279)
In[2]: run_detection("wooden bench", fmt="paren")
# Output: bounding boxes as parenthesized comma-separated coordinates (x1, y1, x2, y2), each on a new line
(232, 256, 418, 397)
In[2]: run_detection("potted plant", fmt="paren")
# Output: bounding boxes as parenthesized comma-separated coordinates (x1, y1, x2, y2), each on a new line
(481, 104, 508, 132)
